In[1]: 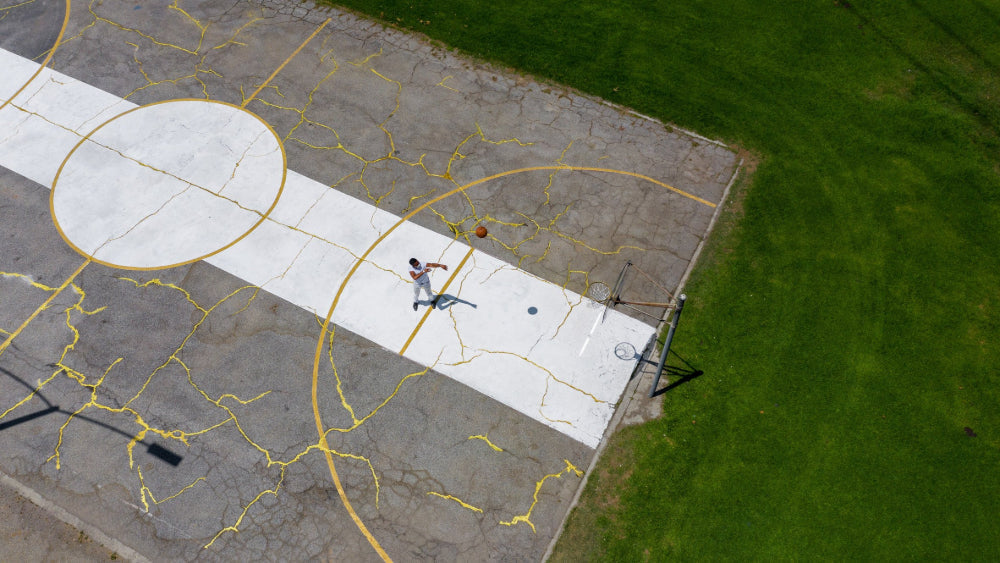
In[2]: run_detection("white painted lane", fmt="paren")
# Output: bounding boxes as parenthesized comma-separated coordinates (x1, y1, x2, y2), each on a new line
(0, 48, 654, 448)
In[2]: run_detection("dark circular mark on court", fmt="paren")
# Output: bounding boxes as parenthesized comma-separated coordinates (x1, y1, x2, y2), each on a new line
(527, 306, 537, 315)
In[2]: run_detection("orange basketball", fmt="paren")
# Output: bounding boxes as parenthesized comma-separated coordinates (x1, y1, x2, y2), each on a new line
(475, 226, 488, 238)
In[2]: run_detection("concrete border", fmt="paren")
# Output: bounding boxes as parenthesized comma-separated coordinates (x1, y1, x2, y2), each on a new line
(0, 471, 149, 563)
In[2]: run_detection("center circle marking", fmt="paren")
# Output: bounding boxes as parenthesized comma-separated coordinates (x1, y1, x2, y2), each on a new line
(51, 99, 286, 270)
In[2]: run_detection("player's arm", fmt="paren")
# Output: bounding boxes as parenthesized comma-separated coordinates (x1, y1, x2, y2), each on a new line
(427, 262, 448, 271)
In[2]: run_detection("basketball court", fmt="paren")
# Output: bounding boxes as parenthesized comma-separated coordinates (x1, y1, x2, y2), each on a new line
(0, 0, 739, 559)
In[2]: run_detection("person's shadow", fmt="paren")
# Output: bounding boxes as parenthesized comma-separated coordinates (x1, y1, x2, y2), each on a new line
(434, 293, 477, 311)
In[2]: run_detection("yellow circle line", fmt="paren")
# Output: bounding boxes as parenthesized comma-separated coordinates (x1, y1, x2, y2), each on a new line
(2, 5, 716, 557)
(49, 98, 288, 271)
(0, 0, 71, 113)
(310, 164, 715, 560)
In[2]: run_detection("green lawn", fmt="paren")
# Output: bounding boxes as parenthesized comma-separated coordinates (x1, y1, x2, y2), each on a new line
(323, 0, 1000, 558)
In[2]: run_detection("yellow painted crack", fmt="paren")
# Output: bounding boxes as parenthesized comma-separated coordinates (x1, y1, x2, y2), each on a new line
(401, 187, 438, 214)
(0, 270, 59, 293)
(0, 1, 38, 15)
(115, 282, 262, 410)
(243, 17, 331, 107)
(427, 491, 483, 513)
(349, 46, 384, 68)
(547, 267, 592, 340)
(61, 0, 267, 101)
(436, 76, 459, 92)
(467, 434, 503, 452)
(3, 5, 719, 556)
(324, 338, 434, 434)
(85, 0, 205, 57)
(0, 259, 91, 359)
(444, 263, 476, 362)
(103, 276, 385, 547)
(137, 468, 206, 512)
(0, 270, 48, 337)
(400, 247, 475, 355)
(458, 348, 606, 406)
(69, 135, 273, 218)
(0, 277, 291, 545)
(0, 0, 69, 113)
(0, 370, 59, 420)
(204, 469, 287, 549)
(91, 185, 194, 256)
(302, 156, 704, 557)
(499, 459, 582, 533)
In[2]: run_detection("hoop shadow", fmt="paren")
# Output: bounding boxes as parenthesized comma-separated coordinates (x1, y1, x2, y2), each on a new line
(0, 365, 183, 466)
(651, 351, 703, 397)
(614, 342, 650, 381)
(434, 293, 477, 311)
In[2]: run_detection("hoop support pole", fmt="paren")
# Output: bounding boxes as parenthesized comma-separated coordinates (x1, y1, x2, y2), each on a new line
(649, 294, 686, 398)
(616, 302, 665, 321)
(611, 260, 632, 302)
(614, 299, 673, 308)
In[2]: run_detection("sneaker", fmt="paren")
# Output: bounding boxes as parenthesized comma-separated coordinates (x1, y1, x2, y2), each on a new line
(431, 296, 439, 307)
(412, 302, 418, 311)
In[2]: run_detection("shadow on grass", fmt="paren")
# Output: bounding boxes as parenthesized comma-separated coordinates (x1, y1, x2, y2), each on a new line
(651, 351, 704, 397)
(0, 365, 183, 466)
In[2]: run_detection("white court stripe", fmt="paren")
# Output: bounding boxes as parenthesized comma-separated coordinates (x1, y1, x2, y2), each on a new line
(579, 310, 605, 357)
(0, 48, 653, 448)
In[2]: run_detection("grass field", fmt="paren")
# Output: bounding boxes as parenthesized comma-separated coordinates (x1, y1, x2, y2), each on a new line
(322, 0, 1000, 558)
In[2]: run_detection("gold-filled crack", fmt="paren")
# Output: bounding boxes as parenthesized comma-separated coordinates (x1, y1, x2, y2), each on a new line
(499, 459, 582, 533)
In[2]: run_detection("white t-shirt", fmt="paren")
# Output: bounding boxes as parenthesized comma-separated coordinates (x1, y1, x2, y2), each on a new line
(409, 262, 428, 281)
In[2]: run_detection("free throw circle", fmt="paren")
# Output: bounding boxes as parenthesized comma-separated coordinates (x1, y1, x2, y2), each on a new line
(51, 99, 286, 270)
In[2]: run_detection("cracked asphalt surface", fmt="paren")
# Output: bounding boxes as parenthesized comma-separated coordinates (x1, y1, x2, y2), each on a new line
(0, 0, 738, 559)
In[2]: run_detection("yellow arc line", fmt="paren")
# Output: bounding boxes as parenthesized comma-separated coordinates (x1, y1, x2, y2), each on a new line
(570, 165, 715, 207)
(310, 329, 393, 561)
(0, 5, 714, 556)
(311, 165, 714, 560)
(399, 246, 475, 355)
(0, 258, 90, 358)
(242, 17, 331, 108)
(0, 0, 71, 113)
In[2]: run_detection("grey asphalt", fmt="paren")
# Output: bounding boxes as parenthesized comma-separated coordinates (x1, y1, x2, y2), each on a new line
(0, 0, 739, 559)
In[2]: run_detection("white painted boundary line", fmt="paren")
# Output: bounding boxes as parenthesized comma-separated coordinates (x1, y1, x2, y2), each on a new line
(0, 471, 151, 563)
(0, 48, 655, 448)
